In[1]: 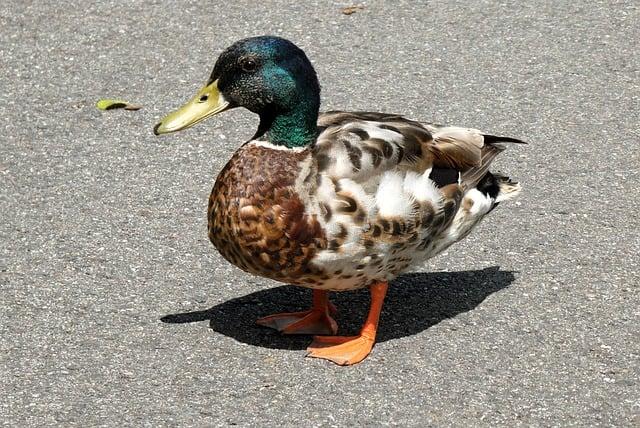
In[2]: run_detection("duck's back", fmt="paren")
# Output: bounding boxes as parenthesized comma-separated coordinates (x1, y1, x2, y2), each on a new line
(208, 111, 523, 291)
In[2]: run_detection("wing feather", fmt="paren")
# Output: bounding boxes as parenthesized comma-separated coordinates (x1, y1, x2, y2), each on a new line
(314, 111, 524, 188)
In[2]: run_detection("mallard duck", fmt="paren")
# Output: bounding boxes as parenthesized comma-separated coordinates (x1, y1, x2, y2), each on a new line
(154, 36, 524, 365)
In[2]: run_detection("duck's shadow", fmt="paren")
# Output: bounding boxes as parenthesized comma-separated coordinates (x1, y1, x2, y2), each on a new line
(161, 266, 515, 350)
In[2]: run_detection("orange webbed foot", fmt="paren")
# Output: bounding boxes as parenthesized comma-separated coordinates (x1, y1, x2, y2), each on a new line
(306, 334, 375, 366)
(306, 281, 388, 366)
(256, 308, 338, 335)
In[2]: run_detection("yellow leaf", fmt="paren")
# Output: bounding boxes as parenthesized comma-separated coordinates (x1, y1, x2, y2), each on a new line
(96, 99, 142, 111)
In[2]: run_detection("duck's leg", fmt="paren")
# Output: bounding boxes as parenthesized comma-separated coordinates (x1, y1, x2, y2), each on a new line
(256, 289, 338, 335)
(307, 281, 388, 366)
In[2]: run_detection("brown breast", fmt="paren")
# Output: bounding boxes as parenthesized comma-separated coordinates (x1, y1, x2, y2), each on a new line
(207, 143, 327, 285)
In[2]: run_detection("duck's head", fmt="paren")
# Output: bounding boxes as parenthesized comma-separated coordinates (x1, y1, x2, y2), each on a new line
(154, 36, 321, 148)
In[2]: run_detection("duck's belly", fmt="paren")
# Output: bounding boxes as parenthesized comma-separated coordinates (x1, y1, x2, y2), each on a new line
(207, 188, 486, 292)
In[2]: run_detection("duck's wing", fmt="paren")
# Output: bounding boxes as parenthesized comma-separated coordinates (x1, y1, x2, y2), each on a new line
(315, 110, 525, 188)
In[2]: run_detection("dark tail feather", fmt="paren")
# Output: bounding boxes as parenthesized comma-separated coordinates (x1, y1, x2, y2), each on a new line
(483, 134, 528, 145)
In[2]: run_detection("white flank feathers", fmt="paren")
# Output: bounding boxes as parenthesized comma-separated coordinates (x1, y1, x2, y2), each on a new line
(375, 171, 414, 218)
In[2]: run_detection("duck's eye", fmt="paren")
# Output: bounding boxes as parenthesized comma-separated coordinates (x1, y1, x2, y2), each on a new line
(240, 58, 258, 73)
(199, 95, 209, 102)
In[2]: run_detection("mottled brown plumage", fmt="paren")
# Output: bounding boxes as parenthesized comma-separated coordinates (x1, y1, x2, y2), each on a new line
(207, 143, 327, 284)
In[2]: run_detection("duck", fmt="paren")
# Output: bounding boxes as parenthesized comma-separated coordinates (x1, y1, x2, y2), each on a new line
(154, 36, 524, 365)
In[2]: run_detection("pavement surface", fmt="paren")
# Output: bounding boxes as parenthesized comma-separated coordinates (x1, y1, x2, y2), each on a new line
(1, 0, 639, 426)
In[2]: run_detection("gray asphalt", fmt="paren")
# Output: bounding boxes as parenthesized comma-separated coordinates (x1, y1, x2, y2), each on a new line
(1, 0, 639, 426)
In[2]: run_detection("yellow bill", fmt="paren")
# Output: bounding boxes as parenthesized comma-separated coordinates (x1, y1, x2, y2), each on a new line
(154, 80, 230, 135)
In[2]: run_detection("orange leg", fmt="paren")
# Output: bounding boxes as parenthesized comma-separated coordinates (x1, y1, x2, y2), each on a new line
(256, 289, 338, 335)
(307, 281, 388, 365)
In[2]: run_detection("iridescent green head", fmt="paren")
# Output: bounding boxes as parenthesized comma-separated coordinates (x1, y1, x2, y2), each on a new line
(154, 36, 321, 148)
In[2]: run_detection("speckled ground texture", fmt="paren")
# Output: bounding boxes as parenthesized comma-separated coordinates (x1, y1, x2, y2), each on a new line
(1, 0, 639, 426)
